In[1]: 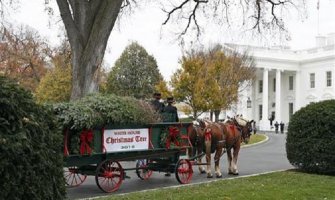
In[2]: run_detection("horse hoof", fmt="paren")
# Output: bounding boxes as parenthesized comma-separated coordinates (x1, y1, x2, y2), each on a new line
(200, 170, 206, 174)
(228, 171, 234, 175)
(233, 172, 239, 175)
(216, 174, 222, 178)
(207, 174, 213, 178)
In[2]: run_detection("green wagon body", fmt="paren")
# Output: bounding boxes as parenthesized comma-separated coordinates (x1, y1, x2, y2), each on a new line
(64, 122, 194, 192)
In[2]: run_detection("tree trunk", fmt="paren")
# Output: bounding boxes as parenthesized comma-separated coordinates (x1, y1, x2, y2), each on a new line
(56, 0, 123, 100)
(214, 110, 221, 122)
(210, 111, 213, 121)
(193, 110, 198, 120)
(71, 50, 101, 100)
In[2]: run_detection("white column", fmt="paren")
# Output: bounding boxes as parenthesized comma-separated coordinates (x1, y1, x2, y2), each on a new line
(295, 70, 301, 112)
(261, 68, 269, 130)
(241, 97, 248, 118)
(275, 69, 282, 123)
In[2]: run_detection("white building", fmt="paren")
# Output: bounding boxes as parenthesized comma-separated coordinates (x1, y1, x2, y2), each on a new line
(228, 34, 335, 131)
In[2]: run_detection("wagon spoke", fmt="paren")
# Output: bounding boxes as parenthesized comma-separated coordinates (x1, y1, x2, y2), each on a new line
(65, 173, 72, 178)
(107, 178, 111, 188)
(71, 175, 76, 186)
(99, 177, 107, 185)
(76, 173, 83, 182)
(111, 179, 117, 186)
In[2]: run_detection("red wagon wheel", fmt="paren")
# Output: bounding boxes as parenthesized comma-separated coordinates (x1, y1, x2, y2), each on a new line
(95, 160, 124, 193)
(136, 159, 153, 180)
(64, 166, 87, 187)
(175, 159, 193, 184)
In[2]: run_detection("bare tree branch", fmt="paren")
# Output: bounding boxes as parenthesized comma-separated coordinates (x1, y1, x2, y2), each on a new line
(56, 0, 80, 47)
(162, 0, 301, 38)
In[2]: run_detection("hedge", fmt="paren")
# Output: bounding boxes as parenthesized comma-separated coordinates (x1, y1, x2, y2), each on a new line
(0, 76, 65, 200)
(286, 100, 335, 174)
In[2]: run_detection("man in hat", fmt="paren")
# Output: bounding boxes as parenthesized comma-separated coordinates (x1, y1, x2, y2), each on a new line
(163, 97, 179, 122)
(151, 92, 164, 113)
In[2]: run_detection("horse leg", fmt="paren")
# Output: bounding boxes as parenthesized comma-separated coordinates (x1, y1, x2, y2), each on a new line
(227, 149, 234, 174)
(197, 144, 206, 174)
(231, 146, 240, 175)
(214, 146, 223, 178)
(205, 140, 213, 178)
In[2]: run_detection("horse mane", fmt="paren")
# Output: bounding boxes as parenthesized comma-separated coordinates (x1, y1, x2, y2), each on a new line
(202, 119, 213, 126)
(193, 119, 208, 129)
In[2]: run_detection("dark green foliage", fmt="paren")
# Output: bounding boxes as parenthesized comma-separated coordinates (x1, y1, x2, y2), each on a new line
(106, 42, 163, 99)
(179, 117, 194, 123)
(286, 100, 335, 174)
(0, 76, 65, 200)
(54, 93, 160, 131)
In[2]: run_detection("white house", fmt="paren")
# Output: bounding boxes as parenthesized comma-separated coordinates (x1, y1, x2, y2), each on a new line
(228, 33, 335, 131)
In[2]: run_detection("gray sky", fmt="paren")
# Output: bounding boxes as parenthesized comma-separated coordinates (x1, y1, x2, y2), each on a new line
(7, 0, 335, 81)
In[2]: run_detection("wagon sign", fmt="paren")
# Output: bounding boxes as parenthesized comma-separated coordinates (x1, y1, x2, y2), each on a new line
(104, 128, 149, 152)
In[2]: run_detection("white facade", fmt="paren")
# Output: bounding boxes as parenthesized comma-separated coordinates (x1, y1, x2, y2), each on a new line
(228, 34, 335, 131)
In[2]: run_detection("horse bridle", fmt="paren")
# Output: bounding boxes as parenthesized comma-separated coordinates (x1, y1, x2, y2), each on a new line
(232, 120, 251, 143)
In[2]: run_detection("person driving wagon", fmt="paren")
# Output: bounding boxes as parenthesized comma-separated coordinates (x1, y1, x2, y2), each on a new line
(151, 92, 165, 113)
(163, 97, 179, 122)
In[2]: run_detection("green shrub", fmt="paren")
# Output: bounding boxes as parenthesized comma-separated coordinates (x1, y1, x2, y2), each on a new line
(180, 117, 194, 123)
(286, 100, 335, 174)
(54, 94, 160, 131)
(0, 76, 65, 200)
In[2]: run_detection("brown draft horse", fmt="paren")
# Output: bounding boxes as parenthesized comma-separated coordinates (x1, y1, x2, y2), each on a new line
(203, 120, 226, 178)
(221, 118, 254, 175)
(187, 119, 207, 174)
(202, 118, 254, 178)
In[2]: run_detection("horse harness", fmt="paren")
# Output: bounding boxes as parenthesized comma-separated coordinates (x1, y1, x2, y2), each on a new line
(224, 123, 243, 152)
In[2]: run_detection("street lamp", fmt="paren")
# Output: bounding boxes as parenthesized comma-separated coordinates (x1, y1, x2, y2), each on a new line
(247, 97, 252, 108)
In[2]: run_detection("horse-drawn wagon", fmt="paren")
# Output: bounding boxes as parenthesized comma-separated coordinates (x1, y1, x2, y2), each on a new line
(63, 122, 195, 193)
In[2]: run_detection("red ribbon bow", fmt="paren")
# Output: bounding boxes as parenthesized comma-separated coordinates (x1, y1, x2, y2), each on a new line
(166, 127, 180, 149)
(80, 129, 94, 155)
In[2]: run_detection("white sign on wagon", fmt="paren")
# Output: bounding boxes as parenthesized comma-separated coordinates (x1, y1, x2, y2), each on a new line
(104, 128, 149, 152)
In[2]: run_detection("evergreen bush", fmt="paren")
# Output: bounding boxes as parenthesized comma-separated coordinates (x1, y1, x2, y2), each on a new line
(286, 100, 335, 174)
(54, 94, 160, 131)
(0, 76, 65, 200)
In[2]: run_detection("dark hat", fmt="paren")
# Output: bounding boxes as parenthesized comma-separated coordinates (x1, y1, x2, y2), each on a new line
(153, 92, 161, 96)
(167, 97, 175, 103)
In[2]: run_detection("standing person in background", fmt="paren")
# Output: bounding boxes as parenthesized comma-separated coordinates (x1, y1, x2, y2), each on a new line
(280, 122, 285, 134)
(274, 121, 279, 134)
(269, 114, 275, 128)
(252, 121, 257, 134)
(163, 97, 179, 122)
(151, 92, 164, 113)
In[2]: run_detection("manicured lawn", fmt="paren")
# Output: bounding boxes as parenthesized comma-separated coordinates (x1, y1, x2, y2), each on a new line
(99, 170, 335, 200)
(243, 133, 267, 146)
